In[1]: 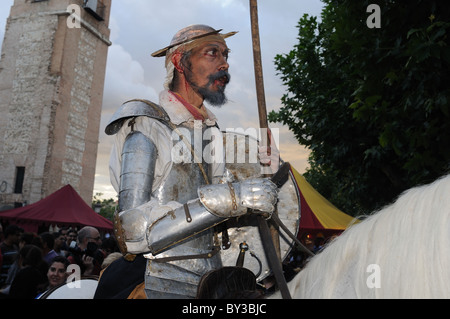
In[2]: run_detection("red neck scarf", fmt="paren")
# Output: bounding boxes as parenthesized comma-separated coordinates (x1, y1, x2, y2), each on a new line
(169, 91, 206, 121)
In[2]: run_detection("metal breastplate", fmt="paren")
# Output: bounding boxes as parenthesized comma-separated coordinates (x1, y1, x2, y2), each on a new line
(145, 124, 222, 299)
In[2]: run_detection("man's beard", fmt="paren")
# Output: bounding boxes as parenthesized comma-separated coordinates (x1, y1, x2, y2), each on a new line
(187, 70, 231, 107)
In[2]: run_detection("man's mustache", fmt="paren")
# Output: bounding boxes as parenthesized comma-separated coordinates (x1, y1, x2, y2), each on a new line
(208, 70, 231, 85)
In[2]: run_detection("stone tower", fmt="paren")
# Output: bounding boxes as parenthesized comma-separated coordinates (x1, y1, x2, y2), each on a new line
(0, 0, 111, 208)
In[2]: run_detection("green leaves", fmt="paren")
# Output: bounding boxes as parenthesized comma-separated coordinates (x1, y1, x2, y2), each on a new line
(272, 0, 450, 216)
(92, 193, 117, 221)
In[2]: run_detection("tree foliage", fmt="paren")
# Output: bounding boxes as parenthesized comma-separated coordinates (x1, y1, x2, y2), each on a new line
(270, 0, 450, 216)
(92, 193, 117, 221)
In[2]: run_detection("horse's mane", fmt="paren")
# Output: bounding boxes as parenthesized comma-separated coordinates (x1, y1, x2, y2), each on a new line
(280, 174, 450, 298)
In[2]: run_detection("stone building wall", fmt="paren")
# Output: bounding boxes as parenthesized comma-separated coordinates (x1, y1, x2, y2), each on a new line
(0, 0, 111, 208)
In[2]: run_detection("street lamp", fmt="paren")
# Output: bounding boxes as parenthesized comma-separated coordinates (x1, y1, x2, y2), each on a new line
(93, 203, 102, 214)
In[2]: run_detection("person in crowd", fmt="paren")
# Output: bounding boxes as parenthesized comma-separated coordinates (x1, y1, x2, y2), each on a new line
(41, 232, 58, 265)
(313, 235, 325, 254)
(0, 232, 40, 294)
(19, 232, 39, 248)
(66, 229, 78, 250)
(8, 245, 48, 299)
(53, 231, 68, 257)
(100, 236, 120, 256)
(58, 228, 70, 253)
(59, 227, 68, 241)
(67, 226, 105, 276)
(46, 256, 70, 290)
(35, 256, 71, 299)
(0, 225, 22, 288)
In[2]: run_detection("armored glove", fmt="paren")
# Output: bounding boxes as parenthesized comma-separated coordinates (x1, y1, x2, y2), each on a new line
(198, 177, 279, 218)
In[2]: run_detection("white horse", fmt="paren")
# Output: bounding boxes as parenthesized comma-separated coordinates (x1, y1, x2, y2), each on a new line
(272, 174, 450, 298)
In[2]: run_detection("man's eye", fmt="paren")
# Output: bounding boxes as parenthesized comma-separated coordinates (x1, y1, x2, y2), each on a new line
(223, 50, 229, 60)
(205, 49, 217, 57)
(203, 48, 229, 61)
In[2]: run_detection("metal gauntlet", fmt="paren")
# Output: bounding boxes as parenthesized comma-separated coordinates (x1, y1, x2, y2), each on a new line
(198, 178, 278, 218)
(115, 178, 278, 255)
(115, 199, 224, 255)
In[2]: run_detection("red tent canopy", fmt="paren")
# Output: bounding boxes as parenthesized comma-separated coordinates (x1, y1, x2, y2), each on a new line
(0, 185, 113, 233)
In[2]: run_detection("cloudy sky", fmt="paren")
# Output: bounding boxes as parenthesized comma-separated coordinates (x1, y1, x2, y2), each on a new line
(0, 0, 324, 199)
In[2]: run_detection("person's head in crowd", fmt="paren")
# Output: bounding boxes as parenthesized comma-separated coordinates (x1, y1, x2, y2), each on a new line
(47, 256, 70, 288)
(3, 224, 23, 246)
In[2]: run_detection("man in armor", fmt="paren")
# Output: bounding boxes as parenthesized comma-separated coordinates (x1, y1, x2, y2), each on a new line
(95, 24, 280, 299)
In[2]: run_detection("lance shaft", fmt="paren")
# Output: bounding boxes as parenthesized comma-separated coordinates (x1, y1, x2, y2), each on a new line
(249, 0, 290, 298)
(250, 0, 269, 142)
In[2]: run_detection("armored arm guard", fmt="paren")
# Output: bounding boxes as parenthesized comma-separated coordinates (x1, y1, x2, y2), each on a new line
(119, 131, 156, 212)
(116, 172, 278, 255)
(144, 178, 278, 254)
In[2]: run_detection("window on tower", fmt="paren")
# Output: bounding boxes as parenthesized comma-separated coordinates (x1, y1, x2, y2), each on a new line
(14, 167, 25, 194)
(83, 0, 106, 21)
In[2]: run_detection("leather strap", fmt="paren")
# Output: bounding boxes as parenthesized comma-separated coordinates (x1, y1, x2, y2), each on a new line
(113, 210, 138, 262)
(271, 213, 315, 258)
(146, 245, 221, 263)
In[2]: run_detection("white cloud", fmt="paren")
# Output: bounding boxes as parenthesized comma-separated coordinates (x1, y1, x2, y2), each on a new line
(102, 43, 159, 111)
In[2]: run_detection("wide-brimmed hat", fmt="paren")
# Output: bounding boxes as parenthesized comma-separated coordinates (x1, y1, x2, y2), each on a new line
(151, 24, 237, 57)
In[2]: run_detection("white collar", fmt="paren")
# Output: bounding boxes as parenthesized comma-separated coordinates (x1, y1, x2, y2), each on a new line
(159, 90, 218, 127)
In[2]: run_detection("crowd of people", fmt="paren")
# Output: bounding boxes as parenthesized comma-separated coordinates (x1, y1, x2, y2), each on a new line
(0, 223, 120, 299)
(0, 219, 339, 299)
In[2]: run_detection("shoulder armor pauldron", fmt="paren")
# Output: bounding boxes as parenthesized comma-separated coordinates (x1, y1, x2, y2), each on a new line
(105, 99, 171, 135)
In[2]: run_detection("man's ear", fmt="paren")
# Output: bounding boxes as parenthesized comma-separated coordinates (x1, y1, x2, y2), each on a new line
(171, 52, 184, 73)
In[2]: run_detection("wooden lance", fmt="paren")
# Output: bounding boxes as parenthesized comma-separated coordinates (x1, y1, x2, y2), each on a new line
(249, 0, 291, 299)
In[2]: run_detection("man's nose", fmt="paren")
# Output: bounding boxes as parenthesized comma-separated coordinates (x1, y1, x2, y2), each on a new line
(218, 54, 229, 71)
